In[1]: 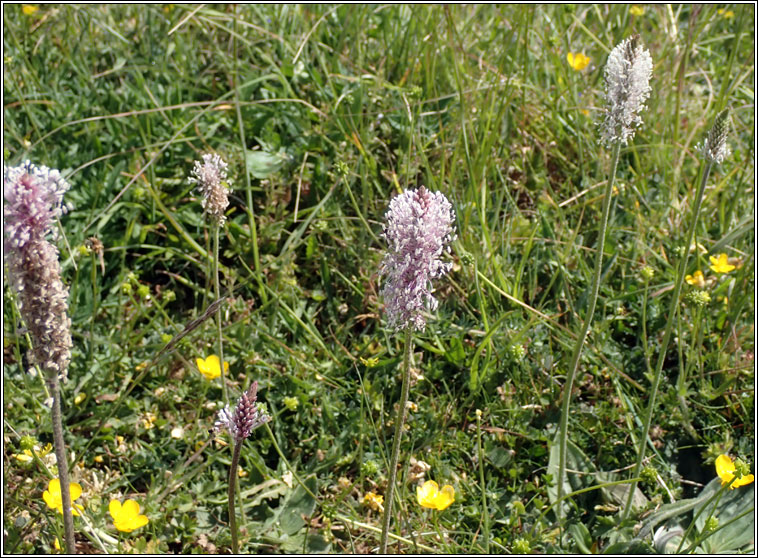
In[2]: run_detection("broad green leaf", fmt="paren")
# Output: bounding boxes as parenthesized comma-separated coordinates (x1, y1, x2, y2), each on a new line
(547, 434, 596, 517)
(245, 150, 287, 179)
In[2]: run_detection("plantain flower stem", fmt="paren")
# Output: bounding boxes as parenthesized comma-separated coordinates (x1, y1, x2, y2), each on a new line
(623, 109, 730, 520)
(4, 161, 76, 553)
(557, 35, 652, 539)
(379, 327, 413, 554)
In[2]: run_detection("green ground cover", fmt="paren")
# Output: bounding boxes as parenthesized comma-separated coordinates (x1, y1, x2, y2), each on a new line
(3, 4, 754, 554)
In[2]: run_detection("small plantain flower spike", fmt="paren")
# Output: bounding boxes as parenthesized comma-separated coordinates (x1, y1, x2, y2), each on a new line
(600, 34, 653, 146)
(215, 381, 271, 443)
(700, 109, 731, 164)
(3, 162, 73, 380)
(380, 186, 456, 331)
(189, 153, 231, 225)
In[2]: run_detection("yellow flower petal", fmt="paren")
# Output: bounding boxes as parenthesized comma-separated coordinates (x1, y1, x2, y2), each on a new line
(43, 488, 58, 510)
(109, 499, 123, 517)
(22, 5, 38, 15)
(110, 498, 149, 532)
(732, 473, 755, 488)
(122, 499, 141, 516)
(417, 480, 440, 508)
(43, 479, 83, 515)
(15, 450, 34, 463)
(435, 485, 455, 510)
(196, 355, 228, 380)
(709, 253, 735, 274)
(416, 480, 455, 510)
(69, 482, 82, 500)
(715, 454, 754, 489)
(685, 270, 705, 288)
(567, 52, 590, 71)
(630, 5, 645, 16)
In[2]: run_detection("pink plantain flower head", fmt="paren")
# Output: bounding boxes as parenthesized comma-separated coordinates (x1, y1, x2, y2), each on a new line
(380, 186, 456, 331)
(599, 35, 653, 147)
(3, 161, 73, 380)
(189, 153, 231, 225)
(215, 381, 271, 443)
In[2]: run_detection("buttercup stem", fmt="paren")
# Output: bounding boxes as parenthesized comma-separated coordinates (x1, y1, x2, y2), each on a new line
(675, 476, 728, 553)
(623, 159, 714, 519)
(379, 327, 413, 554)
(49, 375, 76, 554)
(228, 440, 242, 554)
(556, 141, 621, 536)
(263, 422, 319, 501)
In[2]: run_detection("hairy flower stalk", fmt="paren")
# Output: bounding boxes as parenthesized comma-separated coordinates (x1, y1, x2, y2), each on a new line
(556, 35, 652, 540)
(215, 381, 271, 553)
(378, 186, 455, 554)
(623, 109, 731, 520)
(4, 161, 76, 553)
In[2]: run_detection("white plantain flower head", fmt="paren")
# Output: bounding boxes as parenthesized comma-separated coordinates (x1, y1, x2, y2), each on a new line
(599, 35, 653, 147)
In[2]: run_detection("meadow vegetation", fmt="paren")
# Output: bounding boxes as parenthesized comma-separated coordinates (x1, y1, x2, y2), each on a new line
(3, 4, 755, 554)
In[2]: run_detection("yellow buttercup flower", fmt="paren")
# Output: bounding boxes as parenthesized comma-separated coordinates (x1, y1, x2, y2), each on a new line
(43, 478, 85, 516)
(14, 442, 53, 464)
(709, 253, 736, 274)
(567, 52, 591, 71)
(109, 499, 149, 532)
(685, 270, 706, 289)
(196, 355, 229, 380)
(630, 5, 645, 16)
(717, 8, 734, 18)
(22, 5, 38, 15)
(363, 491, 384, 512)
(141, 412, 157, 430)
(715, 455, 754, 489)
(416, 480, 455, 511)
(359, 356, 379, 367)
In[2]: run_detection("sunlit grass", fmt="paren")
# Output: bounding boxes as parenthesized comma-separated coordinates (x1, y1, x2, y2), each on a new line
(3, 4, 754, 554)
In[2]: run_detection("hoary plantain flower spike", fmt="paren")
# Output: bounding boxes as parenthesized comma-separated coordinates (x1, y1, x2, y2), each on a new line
(380, 186, 456, 331)
(189, 153, 231, 225)
(700, 109, 731, 164)
(3, 162, 73, 380)
(215, 381, 271, 442)
(600, 34, 653, 146)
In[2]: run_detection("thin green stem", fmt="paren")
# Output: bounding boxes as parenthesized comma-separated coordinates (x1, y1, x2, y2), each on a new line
(263, 422, 319, 502)
(623, 159, 714, 520)
(233, 7, 267, 305)
(556, 141, 621, 536)
(681, 506, 754, 554)
(48, 374, 76, 554)
(674, 478, 728, 554)
(379, 327, 413, 554)
(640, 276, 652, 377)
(476, 410, 490, 552)
(228, 440, 243, 554)
(213, 224, 229, 408)
(334, 513, 437, 553)
(530, 477, 643, 538)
